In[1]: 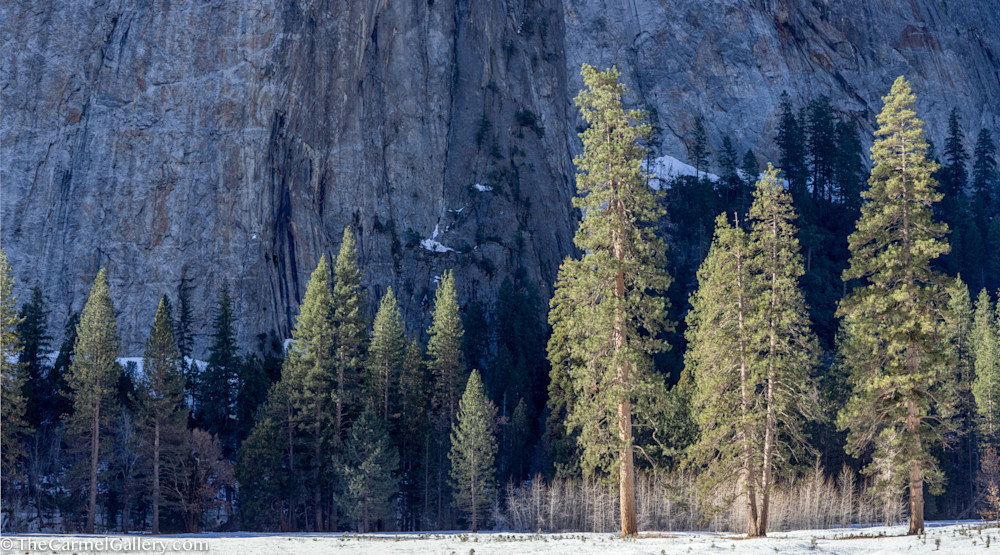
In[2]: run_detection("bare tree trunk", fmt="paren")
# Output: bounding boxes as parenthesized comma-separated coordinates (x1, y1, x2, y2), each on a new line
(153, 420, 160, 533)
(315, 404, 323, 532)
(471, 462, 478, 532)
(733, 221, 760, 538)
(757, 213, 779, 538)
(286, 402, 297, 532)
(907, 399, 924, 535)
(87, 401, 100, 534)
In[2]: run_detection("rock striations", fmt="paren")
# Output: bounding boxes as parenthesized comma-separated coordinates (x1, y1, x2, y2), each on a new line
(2, 0, 998, 355)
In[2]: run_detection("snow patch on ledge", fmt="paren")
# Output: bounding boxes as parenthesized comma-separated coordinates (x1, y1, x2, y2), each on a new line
(472, 183, 493, 192)
(420, 224, 455, 253)
(644, 154, 719, 190)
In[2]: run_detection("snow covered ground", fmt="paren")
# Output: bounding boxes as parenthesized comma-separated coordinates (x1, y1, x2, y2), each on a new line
(3, 522, 995, 554)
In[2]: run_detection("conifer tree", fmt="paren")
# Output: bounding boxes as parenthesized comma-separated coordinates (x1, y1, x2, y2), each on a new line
(428, 270, 466, 427)
(689, 115, 710, 180)
(740, 149, 759, 215)
(943, 108, 969, 203)
(285, 255, 337, 530)
(547, 65, 672, 537)
(64, 268, 121, 534)
(973, 129, 998, 228)
(427, 269, 464, 528)
(836, 77, 958, 535)
(365, 287, 406, 420)
(137, 298, 189, 533)
(687, 167, 818, 537)
(174, 277, 194, 361)
(972, 289, 1000, 447)
(777, 91, 808, 200)
(332, 227, 367, 443)
(195, 285, 239, 452)
(1, 251, 30, 495)
(806, 95, 837, 201)
(448, 369, 496, 532)
(50, 312, 80, 419)
(834, 120, 865, 211)
(398, 338, 430, 529)
(18, 285, 51, 427)
(236, 413, 287, 530)
(339, 407, 399, 532)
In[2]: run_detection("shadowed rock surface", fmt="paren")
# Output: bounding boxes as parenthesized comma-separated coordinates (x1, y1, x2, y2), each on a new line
(2, 0, 998, 355)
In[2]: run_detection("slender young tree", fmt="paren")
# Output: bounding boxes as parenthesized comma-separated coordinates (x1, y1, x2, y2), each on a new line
(745, 166, 821, 534)
(547, 65, 673, 537)
(836, 77, 959, 535)
(64, 268, 121, 534)
(972, 289, 1000, 447)
(332, 227, 368, 443)
(448, 369, 497, 532)
(364, 287, 406, 420)
(973, 129, 998, 231)
(338, 407, 399, 532)
(137, 298, 189, 534)
(285, 255, 337, 531)
(1, 251, 30, 496)
(398, 338, 430, 529)
(687, 168, 819, 537)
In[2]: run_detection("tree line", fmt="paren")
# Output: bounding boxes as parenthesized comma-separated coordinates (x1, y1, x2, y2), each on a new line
(1, 68, 998, 537)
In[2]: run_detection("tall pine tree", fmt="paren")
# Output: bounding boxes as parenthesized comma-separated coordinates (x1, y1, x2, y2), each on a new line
(332, 227, 367, 444)
(64, 268, 122, 534)
(427, 269, 465, 528)
(836, 77, 959, 535)
(547, 65, 672, 537)
(364, 287, 406, 421)
(137, 298, 189, 533)
(285, 255, 337, 531)
(1, 251, 30, 498)
(448, 369, 496, 532)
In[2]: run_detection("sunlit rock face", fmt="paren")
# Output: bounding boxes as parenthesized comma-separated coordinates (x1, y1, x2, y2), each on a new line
(2, 0, 997, 354)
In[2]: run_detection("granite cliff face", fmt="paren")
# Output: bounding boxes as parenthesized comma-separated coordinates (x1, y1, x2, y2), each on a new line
(3, 0, 998, 355)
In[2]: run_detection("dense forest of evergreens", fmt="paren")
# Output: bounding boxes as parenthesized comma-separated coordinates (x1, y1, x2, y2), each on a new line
(1, 70, 998, 536)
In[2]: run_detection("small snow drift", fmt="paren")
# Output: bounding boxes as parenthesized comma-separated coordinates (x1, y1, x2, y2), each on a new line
(644, 154, 719, 190)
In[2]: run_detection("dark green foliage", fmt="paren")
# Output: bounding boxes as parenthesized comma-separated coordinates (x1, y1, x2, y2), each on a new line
(777, 91, 808, 200)
(461, 299, 489, 378)
(174, 277, 194, 361)
(833, 120, 865, 212)
(195, 285, 240, 453)
(235, 414, 286, 530)
(688, 116, 710, 178)
(18, 285, 52, 428)
(449, 369, 497, 532)
(397, 338, 430, 530)
(339, 407, 399, 532)
(807, 95, 837, 202)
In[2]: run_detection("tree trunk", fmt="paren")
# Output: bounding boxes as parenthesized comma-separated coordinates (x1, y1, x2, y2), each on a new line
(471, 462, 478, 532)
(907, 398, 924, 535)
(87, 401, 100, 534)
(286, 402, 297, 532)
(756, 212, 779, 538)
(315, 403, 323, 532)
(733, 221, 760, 538)
(153, 419, 160, 534)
